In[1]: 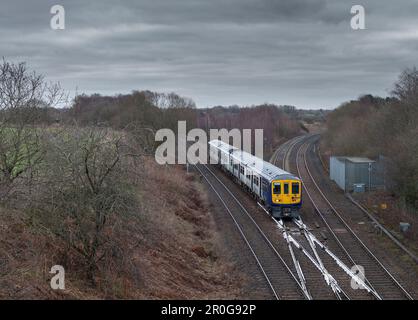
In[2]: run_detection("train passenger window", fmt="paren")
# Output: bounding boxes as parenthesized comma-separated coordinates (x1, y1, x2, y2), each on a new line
(283, 183, 289, 194)
(292, 182, 300, 194)
(273, 182, 281, 194)
(240, 166, 244, 174)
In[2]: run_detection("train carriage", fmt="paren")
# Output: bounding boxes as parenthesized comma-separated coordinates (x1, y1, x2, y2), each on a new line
(209, 139, 302, 219)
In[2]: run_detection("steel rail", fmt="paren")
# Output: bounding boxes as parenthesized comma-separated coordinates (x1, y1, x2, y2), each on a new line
(295, 138, 382, 299)
(300, 136, 414, 300)
(200, 164, 310, 299)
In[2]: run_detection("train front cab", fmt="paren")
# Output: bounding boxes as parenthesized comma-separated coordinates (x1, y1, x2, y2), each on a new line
(270, 179, 301, 219)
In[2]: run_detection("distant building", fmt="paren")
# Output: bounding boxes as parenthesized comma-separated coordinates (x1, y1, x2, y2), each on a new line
(330, 156, 385, 192)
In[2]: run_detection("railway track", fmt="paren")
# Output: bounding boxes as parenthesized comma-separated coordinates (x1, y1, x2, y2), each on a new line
(194, 163, 308, 300)
(269, 135, 307, 167)
(207, 162, 361, 299)
(205, 138, 360, 299)
(202, 136, 369, 299)
(271, 136, 375, 299)
(196, 134, 414, 299)
(293, 135, 414, 300)
(259, 205, 351, 300)
(269, 136, 349, 299)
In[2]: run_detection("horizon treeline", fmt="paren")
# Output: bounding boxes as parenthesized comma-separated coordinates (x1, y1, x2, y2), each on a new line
(322, 67, 418, 209)
(40, 90, 306, 155)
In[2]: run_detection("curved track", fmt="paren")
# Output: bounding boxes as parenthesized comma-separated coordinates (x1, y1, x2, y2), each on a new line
(194, 164, 308, 300)
(272, 136, 373, 299)
(293, 135, 413, 300)
(205, 137, 353, 299)
(197, 134, 414, 299)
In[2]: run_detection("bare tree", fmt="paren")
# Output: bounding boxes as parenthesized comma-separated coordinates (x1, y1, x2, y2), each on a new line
(143, 91, 196, 109)
(0, 59, 65, 200)
(32, 126, 139, 284)
(392, 67, 418, 103)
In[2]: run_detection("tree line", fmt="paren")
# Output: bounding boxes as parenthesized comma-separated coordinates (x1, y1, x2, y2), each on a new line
(0, 59, 303, 287)
(322, 67, 418, 210)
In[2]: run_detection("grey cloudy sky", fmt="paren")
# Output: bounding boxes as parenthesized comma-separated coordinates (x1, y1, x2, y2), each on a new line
(1, 0, 417, 109)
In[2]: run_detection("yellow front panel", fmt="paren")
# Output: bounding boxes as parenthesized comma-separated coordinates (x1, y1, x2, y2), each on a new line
(271, 180, 301, 205)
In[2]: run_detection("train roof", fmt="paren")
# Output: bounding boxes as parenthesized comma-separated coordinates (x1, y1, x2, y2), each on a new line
(209, 139, 299, 181)
(209, 139, 238, 154)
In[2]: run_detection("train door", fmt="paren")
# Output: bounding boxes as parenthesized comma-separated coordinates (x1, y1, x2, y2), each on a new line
(245, 169, 252, 188)
(228, 158, 233, 173)
(291, 181, 301, 204)
(282, 181, 292, 203)
(233, 161, 239, 177)
(226, 152, 231, 171)
(239, 165, 245, 183)
(252, 175, 260, 196)
(271, 181, 281, 204)
(261, 178, 270, 202)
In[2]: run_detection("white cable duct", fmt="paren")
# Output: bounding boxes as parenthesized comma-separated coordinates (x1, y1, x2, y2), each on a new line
(277, 219, 344, 297)
(293, 219, 380, 297)
(284, 227, 312, 300)
(258, 203, 345, 298)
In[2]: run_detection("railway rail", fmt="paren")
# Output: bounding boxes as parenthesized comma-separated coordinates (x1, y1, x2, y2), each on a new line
(195, 134, 414, 299)
(292, 135, 414, 300)
(205, 137, 372, 299)
(200, 163, 355, 299)
(194, 163, 308, 300)
(270, 136, 376, 299)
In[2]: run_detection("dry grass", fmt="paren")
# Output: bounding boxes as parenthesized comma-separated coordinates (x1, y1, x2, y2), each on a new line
(135, 159, 244, 299)
(354, 191, 418, 251)
(0, 158, 244, 299)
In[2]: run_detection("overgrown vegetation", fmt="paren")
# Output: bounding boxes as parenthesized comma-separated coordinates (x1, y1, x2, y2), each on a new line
(0, 59, 65, 201)
(0, 59, 250, 298)
(30, 127, 140, 285)
(322, 67, 418, 210)
(197, 104, 303, 157)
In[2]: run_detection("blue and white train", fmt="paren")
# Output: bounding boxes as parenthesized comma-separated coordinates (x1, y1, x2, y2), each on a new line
(209, 140, 302, 219)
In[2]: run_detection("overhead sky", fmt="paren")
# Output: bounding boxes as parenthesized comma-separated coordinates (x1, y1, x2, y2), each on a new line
(1, 0, 417, 109)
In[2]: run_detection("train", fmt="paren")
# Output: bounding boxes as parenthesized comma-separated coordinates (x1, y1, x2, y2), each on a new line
(209, 139, 302, 219)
